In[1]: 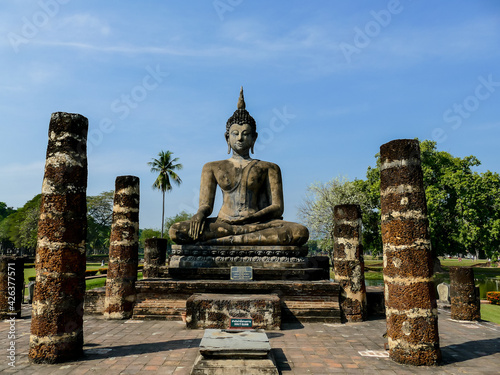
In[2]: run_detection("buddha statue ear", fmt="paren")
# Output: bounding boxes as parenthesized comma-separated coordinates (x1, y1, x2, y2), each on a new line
(251, 132, 258, 154)
(225, 133, 231, 154)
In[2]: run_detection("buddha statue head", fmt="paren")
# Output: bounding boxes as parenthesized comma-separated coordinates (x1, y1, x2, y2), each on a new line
(225, 87, 258, 154)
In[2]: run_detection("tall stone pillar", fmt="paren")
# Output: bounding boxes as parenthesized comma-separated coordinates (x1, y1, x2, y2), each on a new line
(104, 176, 140, 319)
(29, 112, 88, 364)
(450, 267, 480, 321)
(380, 139, 441, 366)
(333, 204, 367, 322)
(143, 238, 168, 278)
(0, 256, 25, 319)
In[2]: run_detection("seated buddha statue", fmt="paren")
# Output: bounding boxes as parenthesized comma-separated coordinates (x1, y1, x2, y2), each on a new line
(169, 88, 309, 246)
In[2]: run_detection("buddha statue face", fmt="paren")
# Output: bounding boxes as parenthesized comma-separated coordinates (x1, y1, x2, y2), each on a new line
(226, 123, 257, 154)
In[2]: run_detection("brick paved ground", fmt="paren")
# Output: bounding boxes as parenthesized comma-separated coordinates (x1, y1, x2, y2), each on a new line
(1, 306, 499, 374)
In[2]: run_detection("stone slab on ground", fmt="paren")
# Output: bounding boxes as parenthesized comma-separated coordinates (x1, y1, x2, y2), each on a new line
(190, 354, 279, 375)
(186, 294, 281, 330)
(199, 329, 271, 358)
(193, 329, 277, 375)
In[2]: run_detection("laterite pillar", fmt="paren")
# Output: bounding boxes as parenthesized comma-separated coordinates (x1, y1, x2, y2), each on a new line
(29, 112, 88, 363)
(104, 176, 140, 319)
(143, 238, 168, 279)
(333, 204, 367, 322)
(380, 139, 441, 366)
(450, 267, 480, 321)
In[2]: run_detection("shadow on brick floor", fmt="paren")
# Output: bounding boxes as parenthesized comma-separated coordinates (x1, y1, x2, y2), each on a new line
(81, 338, 202, 360)
(441, 337, 500, 365)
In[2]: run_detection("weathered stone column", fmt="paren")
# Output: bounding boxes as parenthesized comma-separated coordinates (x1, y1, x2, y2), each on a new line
(29, 112, 88, 364)
(380, 139, 441, 366)
(333, 204, 367, 322)
(143, 238, 167, 278)
(0, 256, 25, 319)
(450, 267, 480, 321)
(104, 176, 140, 319)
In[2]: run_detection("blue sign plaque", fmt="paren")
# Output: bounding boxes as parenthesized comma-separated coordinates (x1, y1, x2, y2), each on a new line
(230, 266, 253, 281)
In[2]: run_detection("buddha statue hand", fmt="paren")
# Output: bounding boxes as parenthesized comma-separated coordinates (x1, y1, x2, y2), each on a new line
(188, 212, 206, 240)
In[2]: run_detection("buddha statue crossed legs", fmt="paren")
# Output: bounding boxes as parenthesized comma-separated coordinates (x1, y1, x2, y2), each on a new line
(169, 88, 308, 247)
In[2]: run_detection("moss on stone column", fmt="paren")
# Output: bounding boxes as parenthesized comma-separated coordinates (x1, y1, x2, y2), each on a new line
(104, 175, 140, 319)
(380, 139, 441, 366)
(333, 204, 367, 322)
(29, 112, 88, 364)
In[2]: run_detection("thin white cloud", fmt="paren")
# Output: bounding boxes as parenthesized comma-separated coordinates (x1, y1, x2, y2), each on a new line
(58, 13, 111, 36)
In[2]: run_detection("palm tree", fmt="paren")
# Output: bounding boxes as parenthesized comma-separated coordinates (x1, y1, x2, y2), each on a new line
(148, 151, 183, 238)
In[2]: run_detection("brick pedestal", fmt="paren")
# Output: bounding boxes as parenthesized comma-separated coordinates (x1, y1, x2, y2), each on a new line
(104, 176, 140, 319)
(380, 139, 441, 366)
(186, 293, 281, 330)
(29, 112, 88, 364)
(333, 204, 367, 322)
(450, 267, 480, 321)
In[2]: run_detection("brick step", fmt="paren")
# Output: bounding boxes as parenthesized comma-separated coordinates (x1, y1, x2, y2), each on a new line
(282, 299, 341, 323)
(132, 298, 186, 320)
(133, 314, 183, 321)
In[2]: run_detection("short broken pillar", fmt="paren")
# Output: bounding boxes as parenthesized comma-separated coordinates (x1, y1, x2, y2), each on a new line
(143, 238, 167, 278)
(0, 256, 25, 319)
(380, 139, 441, 366)
(29, 112, 88, 364)
(449, 267, 480, 321)
(104, 175, 140, 319)
(333, 204, 367, 322)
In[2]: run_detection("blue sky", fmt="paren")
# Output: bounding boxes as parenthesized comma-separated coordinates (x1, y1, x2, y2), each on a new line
(1, 0, 499, 230)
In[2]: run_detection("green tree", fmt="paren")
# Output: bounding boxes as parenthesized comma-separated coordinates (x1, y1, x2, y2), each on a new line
(139, 211, 192, 254)
(0, 195, 41, 255)
(364, 140, 500, 259)
(453, 168, 500, 259)
(164, 211, 191, 238)
(298, 176, 376, 263)
(18, 205, 39, 251)
(148, 151, 183, 238)
(0, 202, 15, 221)
(86, 191, 113, 255)
(139, 228, 162, 251)
(302, 140, 500, 260)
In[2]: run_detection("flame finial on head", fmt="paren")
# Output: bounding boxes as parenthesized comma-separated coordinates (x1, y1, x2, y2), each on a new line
(237, 86, 245, 110)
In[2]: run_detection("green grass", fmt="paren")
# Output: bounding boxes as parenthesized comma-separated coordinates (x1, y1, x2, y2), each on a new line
(23, 264, 143, 298)
(84, 271, 143, 291)
(440, 259, 490, 267)
(364, 271, 384, 280)
(85, 277, 107, 290)
(480, 303, 500, 325)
